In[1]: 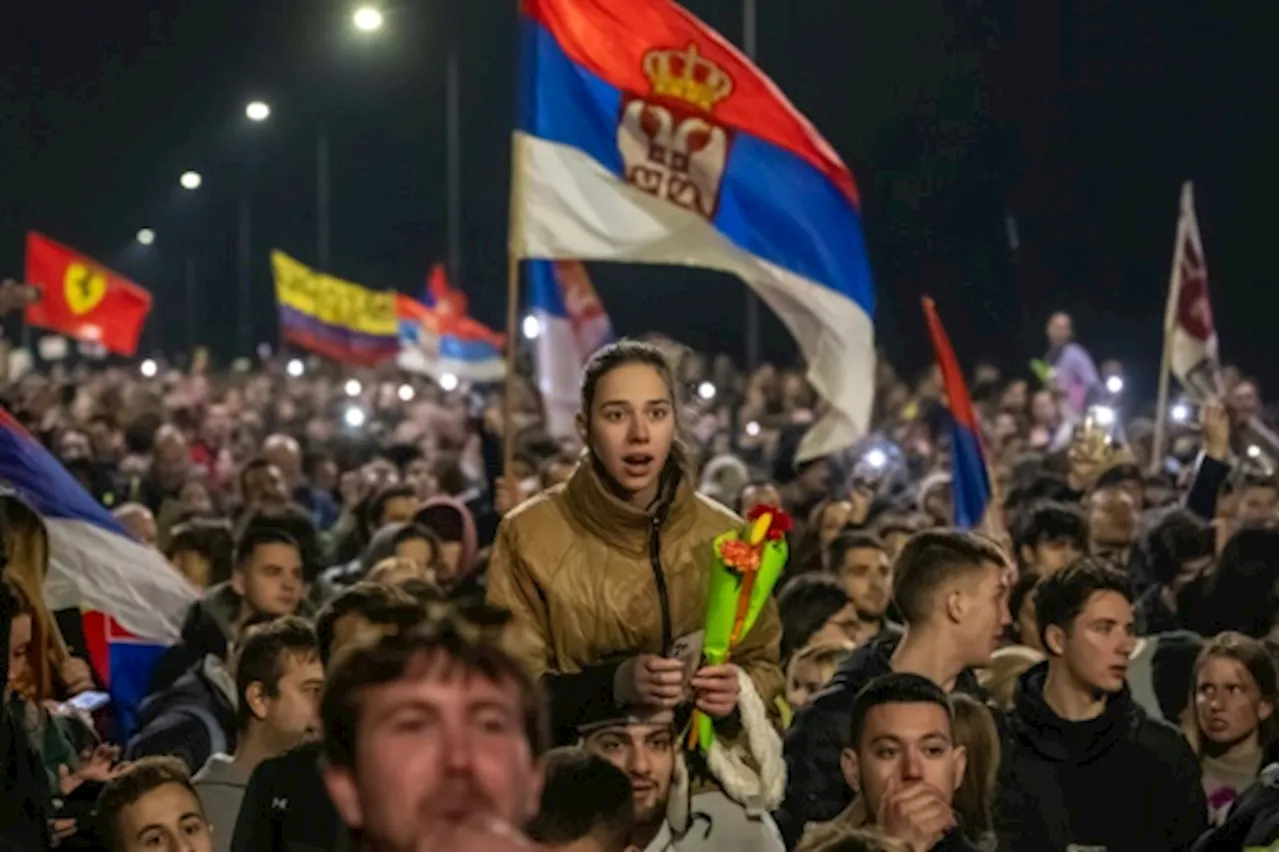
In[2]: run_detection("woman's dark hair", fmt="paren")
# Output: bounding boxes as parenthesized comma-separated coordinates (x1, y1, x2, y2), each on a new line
(1192, 524, 1279, 638)
(777, 574, 851, 663)
(165, 519, 236, 586)
(1007, 571, 1041, 645)
(580, 339, 678, 418)
(1143, 508, 1214, 586)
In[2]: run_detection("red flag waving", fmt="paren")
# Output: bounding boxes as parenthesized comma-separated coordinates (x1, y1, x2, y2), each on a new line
(24, 232, 152, 356)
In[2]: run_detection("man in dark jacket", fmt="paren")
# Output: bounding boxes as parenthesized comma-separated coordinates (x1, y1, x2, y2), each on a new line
(996, 559, 1207, 851)
(230, 583, 425, 852)
(778, 530, 1011, 846)
(126, 653, 237, 774)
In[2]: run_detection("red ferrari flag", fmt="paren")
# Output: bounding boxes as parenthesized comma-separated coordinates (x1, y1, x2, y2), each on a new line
(24, 232, 152, 356)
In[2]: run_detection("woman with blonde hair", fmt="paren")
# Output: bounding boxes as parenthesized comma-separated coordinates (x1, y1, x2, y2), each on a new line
(949, 693, 1000, 850)
(1187, 631, 1277, 825)
(0, 491, 93, 700)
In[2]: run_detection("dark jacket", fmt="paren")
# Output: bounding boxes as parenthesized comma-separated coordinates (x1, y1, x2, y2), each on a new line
(230, 740, 348, 852)
(776, 633, 985, 848)
(0, 583, 51, 851)
(126, 658, 237, 775)
(996, 662, 1207, 852)
(1192, 762, 1278, 852)
(147, 583, 243, 696)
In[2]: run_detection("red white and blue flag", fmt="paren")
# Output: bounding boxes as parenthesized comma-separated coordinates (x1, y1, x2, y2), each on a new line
(0, 411, 196, 726)
(527, 260, 614, 437)
(921, 297, 995, 531)
(513, 0, 875, 460)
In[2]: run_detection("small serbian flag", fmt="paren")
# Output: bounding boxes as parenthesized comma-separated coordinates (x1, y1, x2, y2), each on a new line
(921, 297, 993, 530)
(527, 260, 614, 437)
(396, 293, 506, 384)
(24, 232, 153, 357)
(513, 0, 875, 461)
(0, 410, 196, 730)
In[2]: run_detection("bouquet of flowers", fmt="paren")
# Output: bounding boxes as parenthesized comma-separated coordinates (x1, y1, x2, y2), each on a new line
(689, 504, 792, 754)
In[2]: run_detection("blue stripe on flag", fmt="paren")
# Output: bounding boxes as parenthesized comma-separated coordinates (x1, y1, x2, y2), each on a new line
(516, 17, 873, 315)
(950, 422, 993, 529)
(526, 261, 569, 317)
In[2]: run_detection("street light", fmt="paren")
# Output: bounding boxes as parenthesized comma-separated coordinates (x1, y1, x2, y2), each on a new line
(353, 6, 384, 32)
(136, 228, 156, 246)
(521, 314, 541, 340)
(179, 170, 202, 191)
(245, 100, 271, 122)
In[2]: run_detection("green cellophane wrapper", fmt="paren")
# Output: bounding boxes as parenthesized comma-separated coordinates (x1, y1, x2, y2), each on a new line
(695, 532, 788, 753)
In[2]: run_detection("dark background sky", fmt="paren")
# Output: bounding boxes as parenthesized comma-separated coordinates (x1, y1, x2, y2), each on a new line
(1, 0, 1274, 402)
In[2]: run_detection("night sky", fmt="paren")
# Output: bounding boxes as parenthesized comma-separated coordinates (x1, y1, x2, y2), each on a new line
(2, 1, 1274, 402)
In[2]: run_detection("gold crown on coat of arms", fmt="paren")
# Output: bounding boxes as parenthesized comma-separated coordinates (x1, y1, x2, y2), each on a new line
(642, 43, 733, 112)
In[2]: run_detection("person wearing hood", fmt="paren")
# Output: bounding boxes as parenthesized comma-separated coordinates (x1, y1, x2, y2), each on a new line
(487, 341, 784, 816)
(319, 522, 442, 591)
(995, 558, 1207, 851)
(414, 496, 480, 598)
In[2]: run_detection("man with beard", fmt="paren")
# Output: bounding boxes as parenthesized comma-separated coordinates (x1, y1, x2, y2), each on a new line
(320, 615, 549, 851)
(828, 532, 896, 646)
(580, 707, 784, 851)
(194, 616, 322, 852)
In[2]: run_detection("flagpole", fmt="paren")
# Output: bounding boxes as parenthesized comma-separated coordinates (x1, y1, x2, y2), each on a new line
(1149, 182, 1190, 475)
(742, 0, 760, 371)
(502, 136, 526, 481)
(446, 27, 463, 289)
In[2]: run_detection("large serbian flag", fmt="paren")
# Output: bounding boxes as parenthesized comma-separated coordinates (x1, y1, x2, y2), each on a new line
(0, 411, 196, 731)
(24, 232, 153, 357)
(528, 260, 614, 438)
(921, 297, 996, 532)
(513, 0, 875, 461)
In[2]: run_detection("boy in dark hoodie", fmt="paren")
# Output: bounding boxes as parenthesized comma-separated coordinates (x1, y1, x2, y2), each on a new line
(995, 558, 1207, 851)
(413, 497, 481, 600)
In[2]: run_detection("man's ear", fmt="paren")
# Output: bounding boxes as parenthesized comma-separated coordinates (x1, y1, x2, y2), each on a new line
(229, 567, 246, 597)
(839, 747, 860, 794)
(323, 764, 363, 832)
(944, 588, 967, 625)
(1018, 545, 1036, 571)
(1044, 623, 1066, 657)
(1259, 700, 1275, 725)
(244, 681, 270, 723)
(950, 744, 967, 794)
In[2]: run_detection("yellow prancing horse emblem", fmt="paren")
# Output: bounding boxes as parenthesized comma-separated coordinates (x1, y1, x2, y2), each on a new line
(64, 262, 108, 316)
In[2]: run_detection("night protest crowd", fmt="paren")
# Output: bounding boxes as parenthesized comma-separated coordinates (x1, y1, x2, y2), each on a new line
(0, 309, 1275, 852)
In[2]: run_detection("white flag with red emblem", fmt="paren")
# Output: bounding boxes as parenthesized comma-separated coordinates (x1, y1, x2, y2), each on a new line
(1163, 181, 1220, 400)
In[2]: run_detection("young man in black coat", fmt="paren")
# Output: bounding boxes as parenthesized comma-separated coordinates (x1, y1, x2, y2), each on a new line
(778, 530, 1011, 846)
(996, 558, 1208, 851)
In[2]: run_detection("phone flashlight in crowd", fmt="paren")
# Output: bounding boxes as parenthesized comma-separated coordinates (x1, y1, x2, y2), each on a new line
(1105, 375, 1125, 395)
(1090, 404, 1118, 428)
(1247, 444, 1263, 459)
(863, 447, 888, 470)
(745, 420, 761, 437)
(521, 314, 541, 340)
(397, 383, 415, 402)
(439, 372, 459, 392)
(343, 406, 367, 429)
(1170, 402, 1191, 424)
(286, 358, 305, 378)
(344, 378, 362, 397)
(697, 381, 716, 401)
(139, 358, 158, 378)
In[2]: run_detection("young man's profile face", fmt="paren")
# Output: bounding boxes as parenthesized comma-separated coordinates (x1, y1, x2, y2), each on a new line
(840, 701, 965, 820)
(1053, 589, 1135, 695)
(260, 652, 324, 749)
(584, 721, 675, 825)
(323, 655, 542, 850)
(113, 782, 213, 852)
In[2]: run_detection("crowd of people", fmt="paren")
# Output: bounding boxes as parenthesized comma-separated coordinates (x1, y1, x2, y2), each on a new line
(0, 311, 1276, 851)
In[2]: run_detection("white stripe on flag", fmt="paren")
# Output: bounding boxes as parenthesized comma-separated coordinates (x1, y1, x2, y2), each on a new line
(535, 310, 585, 439)
(42, 518, 196, 643)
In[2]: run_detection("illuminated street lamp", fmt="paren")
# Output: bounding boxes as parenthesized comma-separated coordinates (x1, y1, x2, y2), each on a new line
(353, 6, 384, 32)
(245, 100, 271, 122)
(179, 170, 202, 190)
